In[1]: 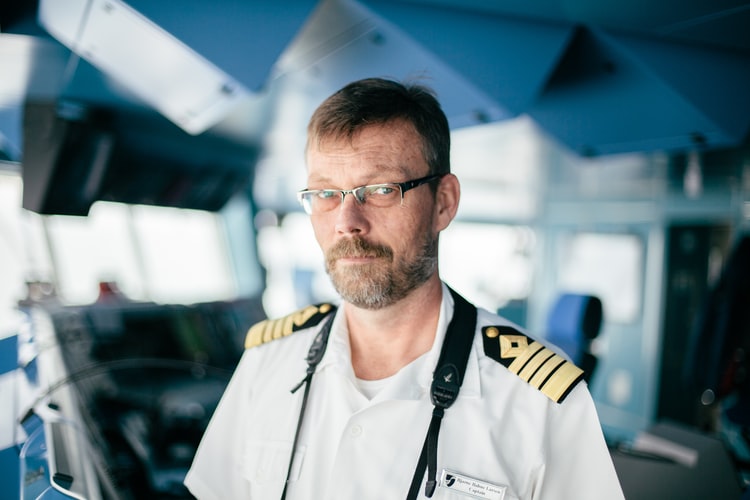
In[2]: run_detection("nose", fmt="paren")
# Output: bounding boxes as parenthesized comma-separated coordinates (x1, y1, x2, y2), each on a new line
(334, 191, 369, 235)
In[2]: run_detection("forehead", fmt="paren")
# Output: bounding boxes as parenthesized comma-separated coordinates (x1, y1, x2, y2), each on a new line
(306, 121, 425, 179)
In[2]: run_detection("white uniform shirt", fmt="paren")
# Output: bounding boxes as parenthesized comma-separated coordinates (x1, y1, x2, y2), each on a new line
(185, 284, 624, 499)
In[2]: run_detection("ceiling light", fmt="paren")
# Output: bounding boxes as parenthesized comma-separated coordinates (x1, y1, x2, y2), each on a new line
(38, 0, 249, 135)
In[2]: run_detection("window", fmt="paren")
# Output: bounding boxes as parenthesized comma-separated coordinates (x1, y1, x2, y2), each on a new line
(45, 202, 237, 305)
(556, 232, 643, 323)
(440, 222, 535, 313)
(0, 165, 240, 309)
(0, 170, 52, 328)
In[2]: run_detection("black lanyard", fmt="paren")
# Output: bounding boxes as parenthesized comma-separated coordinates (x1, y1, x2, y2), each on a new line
(281, 312, 336, 500)
(280, 287, 477, 500)
(406, 288, 477, 499)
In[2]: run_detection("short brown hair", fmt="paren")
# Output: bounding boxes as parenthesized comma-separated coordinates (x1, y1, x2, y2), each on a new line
(307, 78, 451, 175)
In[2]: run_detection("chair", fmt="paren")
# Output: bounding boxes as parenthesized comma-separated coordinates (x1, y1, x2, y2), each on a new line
(545, 293, 603, 382)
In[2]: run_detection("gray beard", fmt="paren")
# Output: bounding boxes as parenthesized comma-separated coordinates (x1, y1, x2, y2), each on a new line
(325, 235, 438, 310)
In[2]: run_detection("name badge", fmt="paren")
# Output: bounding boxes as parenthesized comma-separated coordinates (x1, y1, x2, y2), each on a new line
(439, 469, 506, 500)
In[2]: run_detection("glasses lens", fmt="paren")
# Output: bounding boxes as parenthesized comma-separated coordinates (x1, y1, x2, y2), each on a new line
(299, 183, 405, 214)
(298, 192, 314, 214)
(357, 184, 402, 208)
(299, 190, 341, 214)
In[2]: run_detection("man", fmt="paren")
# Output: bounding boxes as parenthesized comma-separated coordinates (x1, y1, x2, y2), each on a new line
(185, 78, 624, 499)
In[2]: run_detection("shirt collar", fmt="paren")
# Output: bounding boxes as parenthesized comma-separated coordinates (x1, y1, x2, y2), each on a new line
(318, 282, 482, 401)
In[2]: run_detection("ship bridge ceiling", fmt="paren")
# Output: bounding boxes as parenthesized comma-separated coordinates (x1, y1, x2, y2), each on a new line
(0, 0, 748, 212)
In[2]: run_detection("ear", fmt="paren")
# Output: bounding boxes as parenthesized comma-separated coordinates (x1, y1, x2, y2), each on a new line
(434, 173, 460, 232)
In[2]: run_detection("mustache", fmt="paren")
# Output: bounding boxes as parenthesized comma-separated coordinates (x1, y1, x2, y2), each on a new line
(326, 237, 393, 263)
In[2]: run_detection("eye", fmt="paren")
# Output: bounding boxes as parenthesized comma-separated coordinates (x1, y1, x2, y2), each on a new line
(317, 190, 339, 200)
(368, 185, 397, 196)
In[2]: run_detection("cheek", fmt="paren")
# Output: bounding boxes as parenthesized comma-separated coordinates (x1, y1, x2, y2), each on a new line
(310, 218, 332, 251)
(392, 213, 434, 254)
(403, 193, 439, 231)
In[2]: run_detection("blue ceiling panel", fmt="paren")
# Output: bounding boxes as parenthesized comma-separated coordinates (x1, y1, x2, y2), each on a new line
(361, 0, 750, 155)
(528, 27, 750, 155)
(609, 31, 750, 145)
(125, 0, 319, 93)
(362, 0, 575, 115)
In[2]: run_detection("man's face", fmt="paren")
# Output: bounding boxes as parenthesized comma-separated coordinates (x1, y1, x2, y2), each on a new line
(305, 121, 444, 310)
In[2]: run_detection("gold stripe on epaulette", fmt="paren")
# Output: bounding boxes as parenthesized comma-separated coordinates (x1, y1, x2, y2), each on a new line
(529, 353, 566, 389)
(541, 362, 584, 403)
(245, 321, 267, 349)
(271, 314, 286, 341)
(497, 335, 584, 403)
(507, 342, 545, 375)
(245, 304, 333, 349)
(261, 320, 273, 344)
(280, 315, 295, 340)
(518, 348, 555, 383)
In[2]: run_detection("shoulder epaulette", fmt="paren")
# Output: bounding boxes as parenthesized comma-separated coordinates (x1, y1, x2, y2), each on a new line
(245, 303, 336, 349)
(482, 325, 583, 403)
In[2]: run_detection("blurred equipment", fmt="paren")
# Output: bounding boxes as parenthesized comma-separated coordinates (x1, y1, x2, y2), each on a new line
(685, 234, 750, 428)
(7, 293, 265, 499)
(611, 421, 742, 500)
(21, 101, 256, 216)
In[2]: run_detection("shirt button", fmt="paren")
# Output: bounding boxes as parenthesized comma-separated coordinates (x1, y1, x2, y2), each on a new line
(350, 424, 363, 437)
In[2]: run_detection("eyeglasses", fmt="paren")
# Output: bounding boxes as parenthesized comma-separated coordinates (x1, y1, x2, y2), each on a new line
(297, 174, 444, 215)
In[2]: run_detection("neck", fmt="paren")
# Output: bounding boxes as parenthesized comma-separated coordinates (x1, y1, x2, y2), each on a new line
(346, 275, 444, 380)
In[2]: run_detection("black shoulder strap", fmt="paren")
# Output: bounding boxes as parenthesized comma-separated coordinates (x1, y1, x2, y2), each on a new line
(407, 287, 477, 499)
(281, 311, 336, 500)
